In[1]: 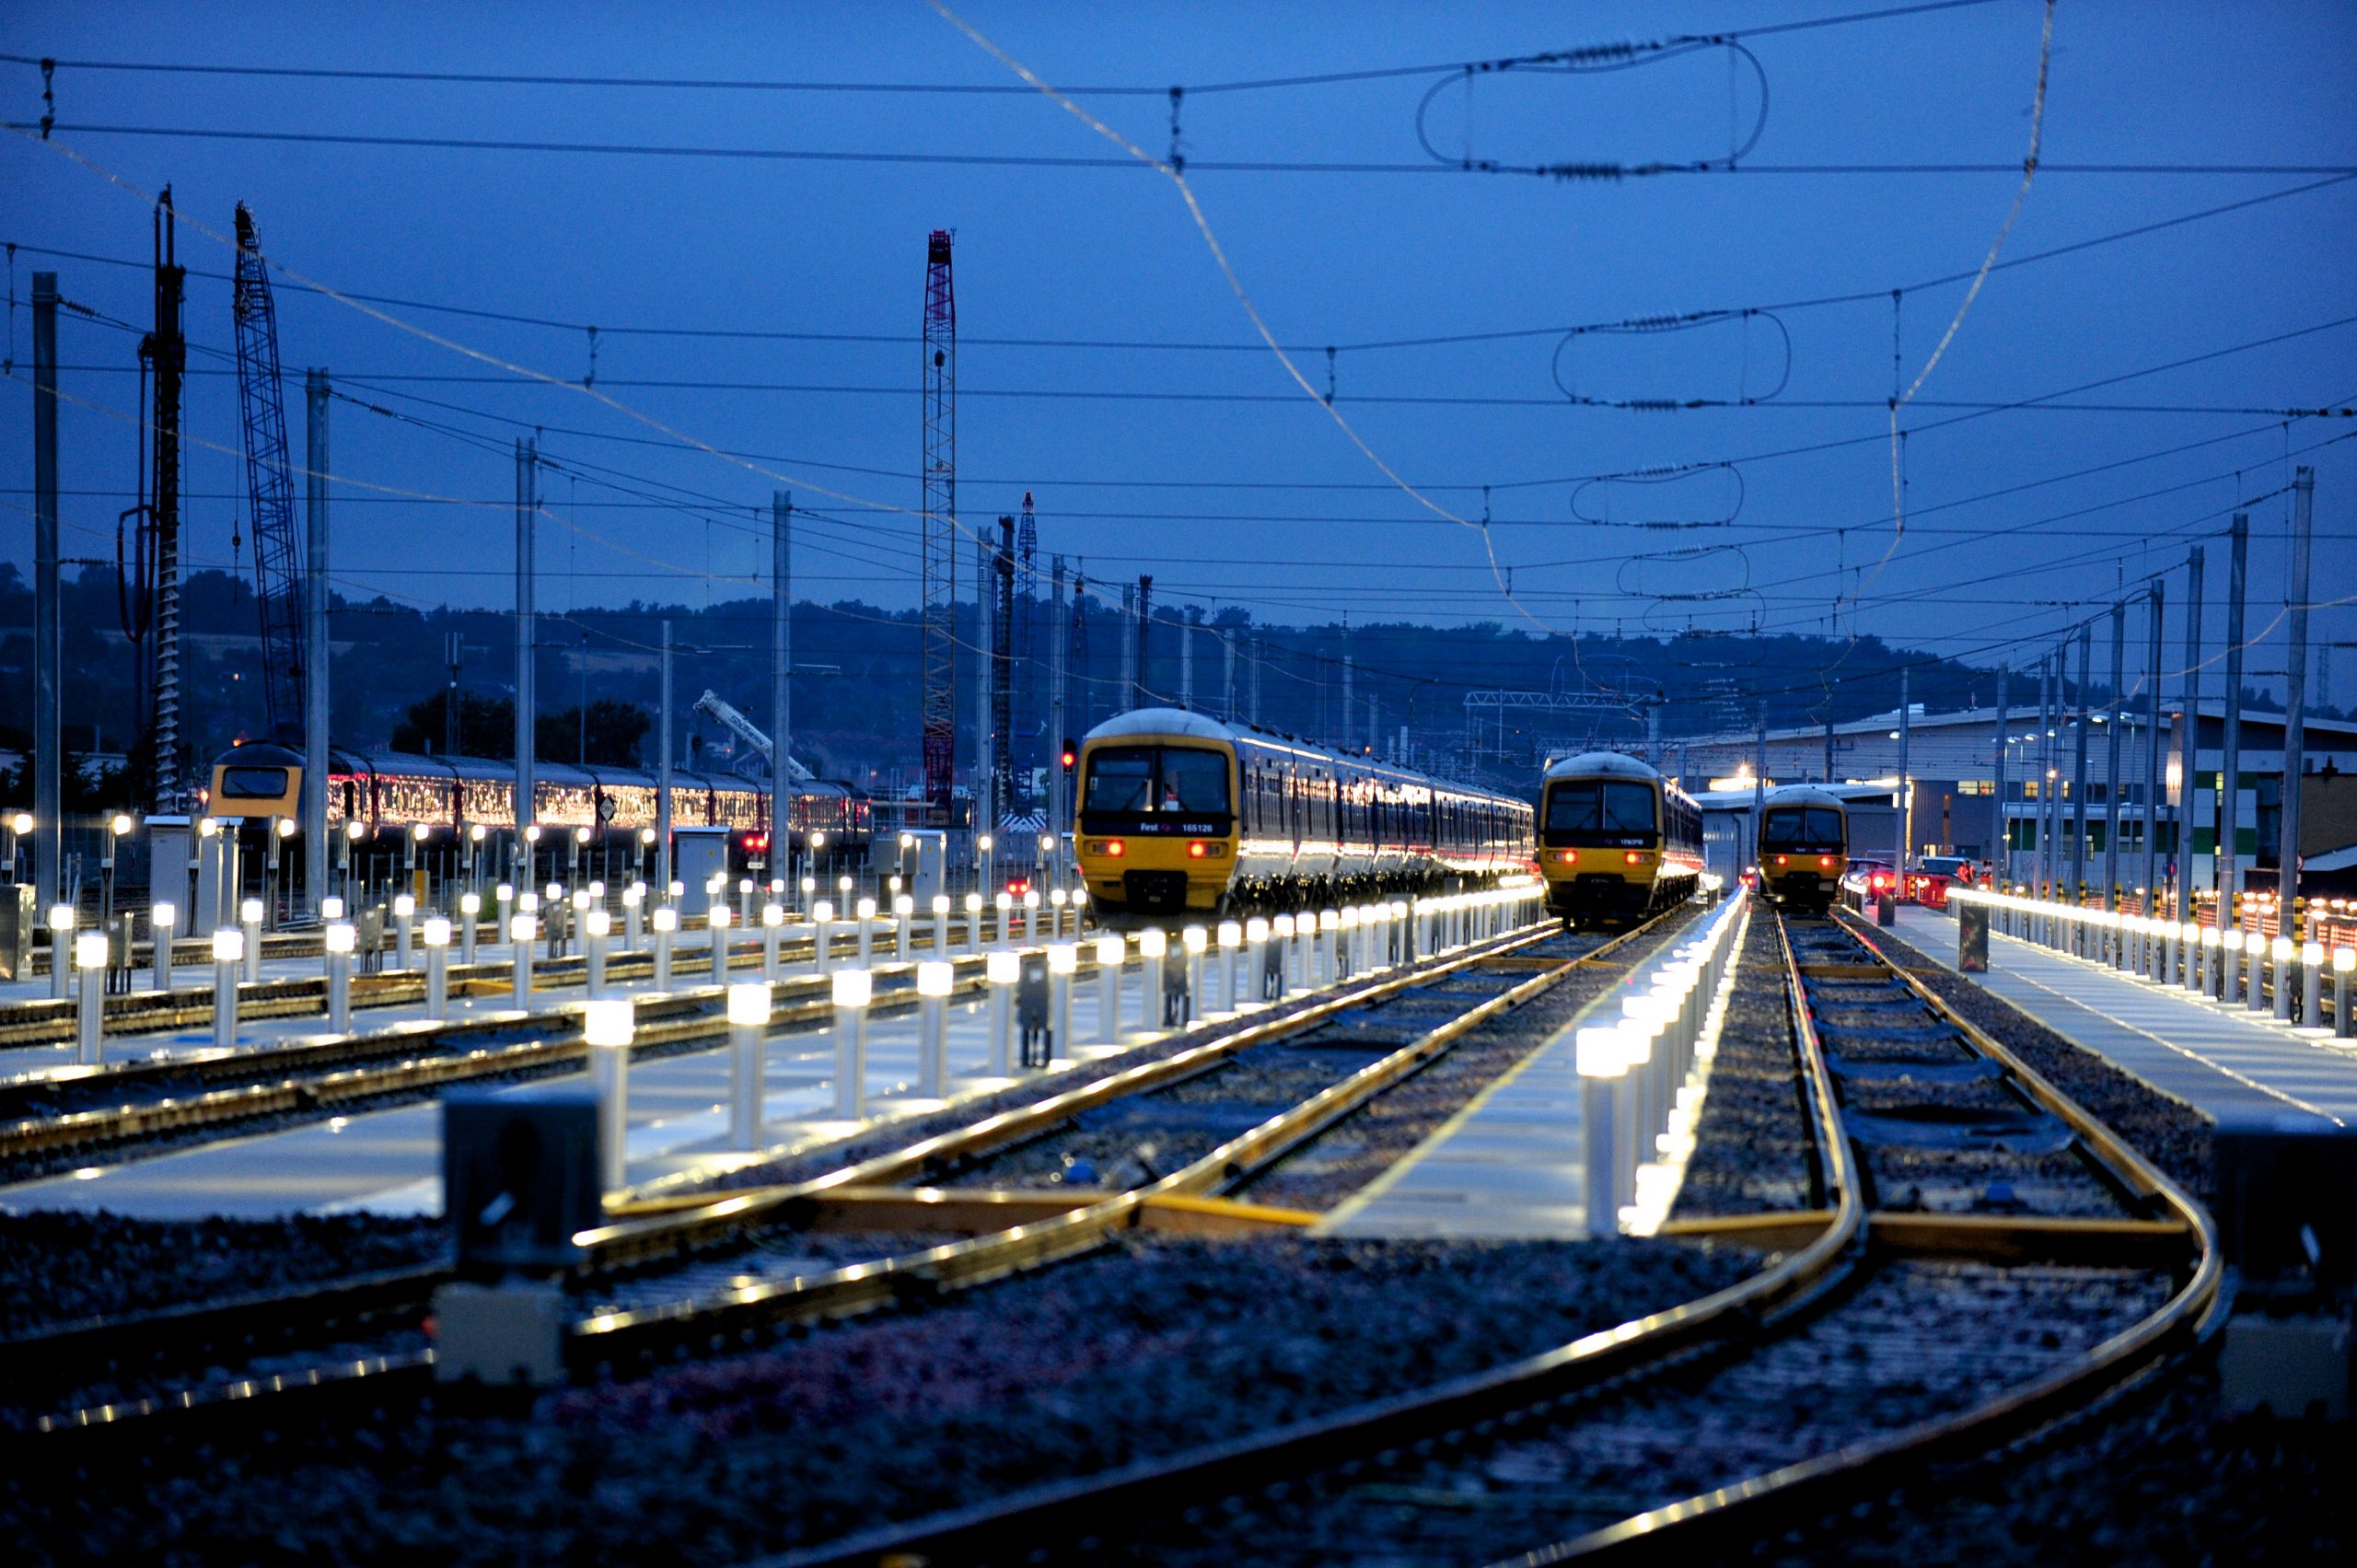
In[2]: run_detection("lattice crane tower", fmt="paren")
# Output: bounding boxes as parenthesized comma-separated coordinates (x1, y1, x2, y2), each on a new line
(920, 230, 957, 827)
(232, 203, 306, 737)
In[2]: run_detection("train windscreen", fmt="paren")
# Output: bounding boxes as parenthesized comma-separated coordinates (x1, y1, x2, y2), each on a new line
(1761, 807, 1845, 852)
(1084, 745, 1230, 815)
(218, 766, 293, 799)
(1545, 780, 1655, 835)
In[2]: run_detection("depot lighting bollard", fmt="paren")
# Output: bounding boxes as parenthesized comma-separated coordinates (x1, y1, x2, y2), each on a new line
(831, 968, 873, 1119)
(1405, 898, 1422, 964)
(963, 892, 982, 955)
(324, 922, 354, 1031)
(623, 882, 645, 951)
(986, 948, 1020, 1074)
(212, 927, 244, 1051)
(584, 910, 611, 999)
(1318, 910, 1340, 986)
(511, 914, 538, 1007)
(855, 898, 877, 967)
(726, 982, 770, 1153)
(1614, 1015, 1658, 1185)
(1137, 926, 1169, 1028)
(2337, 947, 2354, 1040)
(709, 903, 734, 983)
(994, 891, 1015, 949)
(2273, 936, 2296, 1021)
(1048, 942, 1077, 1060)
(74, 930, 107, 1065)
(1050, 888, 1069, 941)
(393, 893, 416, 971)
(458, 891, 482, 966)
(1022, 889, 1040, 946)
(584, 997, 634, 1191)
(495, 882, 516, 954)
(651, 905, 677, 991)
(423, 916, 452, 1020)
(2301, 941, 2324, 1030)
(932, 894, 951, 957)
(2247, 932, 2269, 1013)
(239, 899, 264, 983)
(150, 901, 177, 993)
(2221, 927, 2241, 1003)
(1271, 914, 1295, 1001)
(761, 904, 784, 981)
(738, 877, 755, 932)
(894, 894, 914, 961)
(1096, 935, 1126, 1043)
(1578, 1026, 1626, 1239)
(45, 904, 75, 1001)
(1181, 925, 1208, 1024)
(1246, 916, 1271, 1004)
(917, 960, 954, 1096)
(1217, 920, 1243, 1013)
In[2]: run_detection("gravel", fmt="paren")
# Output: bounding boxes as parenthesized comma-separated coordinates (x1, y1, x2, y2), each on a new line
(0, 1211, 446, 1337)
(0, 1234, 1759, 1566)
(1672, 909, 1819, 1216)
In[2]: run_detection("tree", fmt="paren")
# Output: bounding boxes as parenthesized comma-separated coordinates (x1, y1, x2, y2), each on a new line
(391, 691, 515, 758)
(537, 701, 651, 769)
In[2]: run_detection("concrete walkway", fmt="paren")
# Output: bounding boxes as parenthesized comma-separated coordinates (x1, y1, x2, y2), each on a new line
(1888, 905, 2357, 1132)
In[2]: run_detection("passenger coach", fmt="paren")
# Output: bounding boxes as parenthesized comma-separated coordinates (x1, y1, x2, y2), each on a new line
(1537, 752, 1703, 925)
(1074, 708, 1533, 919)
(1756, 785, 1849, 915)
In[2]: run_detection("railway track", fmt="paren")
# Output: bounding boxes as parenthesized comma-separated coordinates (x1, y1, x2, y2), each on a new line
(774, 902, 2220, 1567)
(7, 894, 1656, 1448)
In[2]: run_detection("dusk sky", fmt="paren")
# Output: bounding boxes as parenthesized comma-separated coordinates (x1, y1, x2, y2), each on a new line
(6, 0, 2353, 703)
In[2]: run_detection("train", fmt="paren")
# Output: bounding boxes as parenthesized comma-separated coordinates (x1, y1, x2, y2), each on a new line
(1755, 785, 1850, 915)
(206, 741, 875, 866)
(1537, 752, 1705, 926)
(1073, 708, 1534, 919)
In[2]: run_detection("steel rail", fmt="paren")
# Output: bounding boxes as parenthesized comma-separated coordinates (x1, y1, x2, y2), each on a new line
(1499, 911, 2224, 1562)
(769, 898, 1873, 1568)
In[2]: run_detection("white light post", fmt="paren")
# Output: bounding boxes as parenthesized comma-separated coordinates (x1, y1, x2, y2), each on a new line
(2301, 941, 2324, 1030)
(986, 948, 1019, 1074)
(1578, 1026, 1625, 1238)
(811, 900, 836, 973)
(1318, 909, 1340, 987)
(1139, 926, 1168, 1029)
(211, 927, 244, 1051)
(726, 982, 770, 1152)
(623, 881, 645, 950)
(1270, 914, 1294, 1001)
(2247, 931, 2268, 1013)
(459, 890, 482, 966)
(1048, 941, 1077, 1061)
(761, 903, 784, 981)
(324, 921, 354, 1031)
(423, 915, 452, 1020)
(932, 894, 951, 956)
(238, 898, 264, 984)
(917, 959, 954, 1096)
(1050, 887, 1069, 942)
(652, 904, 677, 991)
(2273, 935, 2295, 1021)
(2336, 947, 2354, 1040)
(1182, 924, 1208, 1024)
(831, 968, 872, 1119)
(709, 902, 734, 983)
(798, 874, 817, 920)
(584, 997, 634, 1191)
(1246, 916, 1270, 1005)
(495, 882, 515, 959)
(737, 875, 755, 931)
(392, 892, 416, 971)
(1217, 920, 1242, 1013)
(1021, 889, 1040, 946)
(74, 930, 108, 1065)
(994, 891, 1014, 950)
(893, 894, 914, 961)
(584, 909, 611, 999)
(1097, 934, 1126, 1044)
(1338, 907, 1359, 981)
(149, 900, 177, 994)
(511, 913, 538, 1007)
(855, 896, 877, 967)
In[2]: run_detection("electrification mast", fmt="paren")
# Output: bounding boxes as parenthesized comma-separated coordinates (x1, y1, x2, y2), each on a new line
(920, 230, 957, 829)
(127, 189, 187, 807)
(991, 513, 1016, 832)
(232, 203, 306, 737)
(1013, 488, 1038, 812)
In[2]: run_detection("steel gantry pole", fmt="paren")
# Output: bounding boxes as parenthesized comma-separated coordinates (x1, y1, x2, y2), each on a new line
(2219, 514, 2248, 913)
(2038, 648, 2061, 897)
(2280, 467, 2315, 925)
(2103, 601, 2125, 910)
(1050, 557, 1068, 879)
(2141, 578, 2165, 914)
(2177, 546, 2204, 922)
(657, 619, 674, 892)
(514, 437, 538, 845)
(1990, 666, 2010, 884)
(31, 273, 61, 910)
(772, 493, 792, 866)
(303, 370, 331, 916)
(2070, 623, 2093, 902)
(1897, 665, 1913, 867)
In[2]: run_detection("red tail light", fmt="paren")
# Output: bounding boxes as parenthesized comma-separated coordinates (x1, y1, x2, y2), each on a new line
(1773, 854, 1788, 867)
(1105, 839, 1125, 857)
(1873, 873, 1893, 890)
(1624, 850, 1643, 865)
(1819, 855, 1837, 869)
(1559, 850, 1575, 865)
(1188, 842, 1208, 859)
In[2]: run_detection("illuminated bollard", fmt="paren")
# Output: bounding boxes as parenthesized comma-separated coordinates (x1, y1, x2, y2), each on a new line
(726, 982, 770, 1153)
(2221, 927, 2242, 1003)
(623, 882, 644, 951)
(894, 894, 914, 962)
(798, 875, 816, 918)
(1318, 910, 1340, 987)
(2247, 932, 2268, 1013)
(2337, 947, 2354, 1040)
(1050, 887, 1069, 942)
(1138, 927, 1168, 1028)
(1048, 942, 1077, 1060)
(212, 927, 244, 1051)
(1270, 915, 1295, 1001)
(423, 916, 452, 1020)
(1097, 935, 1126, 1043)
(1613, 1016, 1655, 1187)
(324, 922, 354, 1031)
(1578, 1027, 1626, 1239)
(1406, 897, 1423, 964)
(240, 899, 264, 984)
(583, 909, 611, 999)
(2201, 926, 2221, 999)
(1246, 916, 1271, 1004)
(932, 894, 951, 957)
(2301, 942, 2323, 1030)
(651, 905, 677, 992)
(831, 968, 873, 1120)
(709, 903, 734, 982)
(964, 892, 983, 955)
(987, 948, 1020, 1074)
(47, 903, 75, 1000)
(510, 914, 539, 1007)
(1022, 889, 1041, 947)
(994, 891, 1014, 949)
(811, 900, 836, 973)
(761, 904, 784, 981)
(916, 960, 954, 1096)
(393, 893, 416, 972)
(855, 897, 877, 968)
(1217, 920, 1243, 1013)
(2274, 936, 2295, 1021)
(459, 891, 482, 967)
(584, 997, 633, 1191)
(1182, 925, 1208, 1024)
(738, 876, 755, 931)
(150, 901, 177, 994)
(75, 930, 107, 1065)
(1622, 997, 1674, 1156)
(571, 889, 593, 962)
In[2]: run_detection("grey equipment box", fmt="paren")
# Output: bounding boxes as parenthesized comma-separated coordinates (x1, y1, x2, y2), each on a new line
(443, 1084, 602, 1279)
(0, 883, 32, 981)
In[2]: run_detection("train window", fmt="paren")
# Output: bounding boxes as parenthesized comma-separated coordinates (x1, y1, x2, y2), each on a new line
(1762, 807, 1845, 850)
(1546, 782, 1655, 833)
(219, 766, 292, 800)
(1084, 746, 1231, 815)
(1084, 747, 1155, 811)
(1162, 748, 1230, 813)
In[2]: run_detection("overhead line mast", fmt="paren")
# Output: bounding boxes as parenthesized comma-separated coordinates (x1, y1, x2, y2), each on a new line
(920, 229, 957, 829)
(232, 202, 306, 738)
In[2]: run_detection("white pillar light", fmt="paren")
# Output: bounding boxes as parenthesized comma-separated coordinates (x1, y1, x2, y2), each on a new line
(987, 947, 1020, 1074)
(1096, 934, 1126, 1044)
(239, 897, 265, 983)
(150, 900, 177, 994)
(511, 913, 538, 1007)
(211, 926, 245, 1051)
(324, 920, 355, 1031)
(74, 930, 109, 1065)
(831, 967, 874, 1119)
(583, 908, 611, 999)
(893, 893, 914, 961)
(1182, 924, 1208, 1024)
(1138, 926, 1170, 1029)
(1577, 1026, 1626, 1238)
(916, 959, 955, 1095)
(855, 895, 878, 967)
(726, 981, 771, 1152)
(1048, 941, 1078, 1060)
(1217, 919, 1243, 1013)
(422, 914, 452, 1020)
(583, 997, 635, 1191)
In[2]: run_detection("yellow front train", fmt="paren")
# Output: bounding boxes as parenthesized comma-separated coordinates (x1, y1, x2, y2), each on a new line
(1074, 708, 1533, 919)
(1757, 786, 1849, 915)
(1538, 752, 1703, 926)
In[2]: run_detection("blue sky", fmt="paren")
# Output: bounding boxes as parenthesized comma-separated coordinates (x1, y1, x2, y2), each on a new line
(5, 0, 2353, 700)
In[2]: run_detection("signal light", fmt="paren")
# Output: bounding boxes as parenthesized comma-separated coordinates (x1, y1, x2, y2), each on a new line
(1061, 738, 1077, 772)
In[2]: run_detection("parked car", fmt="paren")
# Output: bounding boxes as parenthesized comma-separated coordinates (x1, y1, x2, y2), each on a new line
(1840, 860, 1898, 908)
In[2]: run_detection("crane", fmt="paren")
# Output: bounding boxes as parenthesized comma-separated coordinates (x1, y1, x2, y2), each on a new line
(692, 690, 815, 782)
(231, 203, 305, 737)
(920, 229, 957, 827)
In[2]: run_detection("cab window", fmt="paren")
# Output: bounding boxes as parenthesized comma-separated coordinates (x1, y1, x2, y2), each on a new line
(1546, 781, 1655, 834)
(1082, 745, 1230, 815)
(220, 766, 292, 800)
(1761, 807, 1844, 850)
